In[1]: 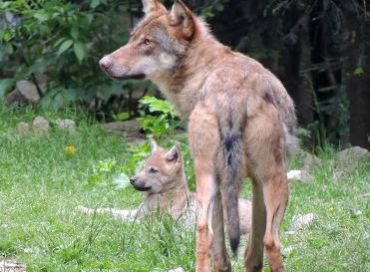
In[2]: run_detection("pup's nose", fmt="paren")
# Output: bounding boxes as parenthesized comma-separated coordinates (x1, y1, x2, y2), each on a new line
(99, 56, 112, 70)
(130, 177, 137, 185)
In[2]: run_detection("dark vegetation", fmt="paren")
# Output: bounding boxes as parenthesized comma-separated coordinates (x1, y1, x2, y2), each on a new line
(0, 0, 369, 148)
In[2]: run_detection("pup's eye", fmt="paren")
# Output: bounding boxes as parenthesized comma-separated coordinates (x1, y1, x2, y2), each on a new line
(149, 167, 158, 173)
(142, 39, 152, 46)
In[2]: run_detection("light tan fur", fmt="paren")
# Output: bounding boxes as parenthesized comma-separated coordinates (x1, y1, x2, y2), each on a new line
(78, 140, 252, 235)
(99, 1, 297, 271)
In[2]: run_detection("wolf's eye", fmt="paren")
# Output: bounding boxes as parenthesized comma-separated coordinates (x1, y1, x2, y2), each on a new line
(149, 167, 158, 174)
(142, 38, 152, 46)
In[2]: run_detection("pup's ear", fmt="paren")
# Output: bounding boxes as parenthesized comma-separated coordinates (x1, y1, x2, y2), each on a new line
(165, 142, 181, 163)
(142, 0, 166, 14)
(170, 0, 195, 39)
(150, 138, 158, 153)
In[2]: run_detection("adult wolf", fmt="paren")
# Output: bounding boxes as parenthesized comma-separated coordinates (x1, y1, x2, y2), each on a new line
(99, 1, 297, 271)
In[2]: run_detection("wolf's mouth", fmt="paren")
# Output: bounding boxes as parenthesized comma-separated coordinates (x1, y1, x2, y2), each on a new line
(133, 185, 152, 191)
(109, 74, 146, 80)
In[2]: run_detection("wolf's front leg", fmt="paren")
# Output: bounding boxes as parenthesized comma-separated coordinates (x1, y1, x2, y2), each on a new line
(195, 169, 217, 272)
(76, 205, 139, 221)
(189, 104, 221, 272)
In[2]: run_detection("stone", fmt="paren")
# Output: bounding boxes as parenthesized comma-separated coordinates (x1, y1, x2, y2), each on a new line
(32, 116, 49, 133)
(5, 80, 41, 106)
(289, 213, 317, 232)
(102, 120, 145, 143)
(336, 146, 369, 162)
(35, 73, 48, 93)
(15, 121, 31, 136)
(16, 80, 40, 103)
(287, 169, 313, 182)
(56, 118, 76, 132)
(167, 268, 185, 272)
(5, 88, 28, 106)
(301, 151, 320, 171)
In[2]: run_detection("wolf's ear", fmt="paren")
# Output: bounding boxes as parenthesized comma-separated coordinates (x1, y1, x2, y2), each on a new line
(142, 0, 166, 14)
(170, 0, 195, 39)
(150, 138, 158, 153)
(165, 143, 181, 163)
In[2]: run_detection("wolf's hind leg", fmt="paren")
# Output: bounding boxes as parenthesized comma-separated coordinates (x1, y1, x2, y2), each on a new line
(262, 171, 288, 272)
(245, 178, 266, 272)
(211, 189, 231, 272)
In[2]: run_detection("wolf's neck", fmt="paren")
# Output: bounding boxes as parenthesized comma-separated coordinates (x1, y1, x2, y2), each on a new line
(150, 36, 231, 119)
(145, 171, 190, 211)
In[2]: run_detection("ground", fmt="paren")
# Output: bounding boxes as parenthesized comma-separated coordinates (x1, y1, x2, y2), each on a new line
(0, 105, 369, 272)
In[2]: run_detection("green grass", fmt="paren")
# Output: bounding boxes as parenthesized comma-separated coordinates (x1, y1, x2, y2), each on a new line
(0, 105, 369, 271)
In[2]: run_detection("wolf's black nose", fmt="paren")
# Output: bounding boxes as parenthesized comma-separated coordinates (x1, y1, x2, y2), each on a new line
(99, 56, 112, 70)
(129, 177, 137, 185)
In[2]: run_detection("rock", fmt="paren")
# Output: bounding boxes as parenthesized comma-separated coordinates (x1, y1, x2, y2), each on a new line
(0, 259, 26, 272)
(32, 116, 49, 133)
(287, 170, 313, 182)
(5, 88, 28, 106)
(301, 152, 320, 171)
(16, 80, 40, 103)
(15, 121, 31, 136)
(282, 245, 296, 256)
(56, 118, 76, 132)
(102, 120, 145, 143)
(5, 80, 40, 106)
(167, 268, 185, 272)
(333, 147, 369, 180)
(336, 146, 369, 162)
(35, 73, 48, 93)
(289, 213, 317, 232)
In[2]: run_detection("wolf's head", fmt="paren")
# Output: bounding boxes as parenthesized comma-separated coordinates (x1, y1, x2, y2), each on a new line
(129, 140, 184, 193)
(99, 0, 204, 81)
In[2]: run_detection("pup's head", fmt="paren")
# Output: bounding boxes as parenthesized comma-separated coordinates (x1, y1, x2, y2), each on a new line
(130, 139, 184, 193)
(99, 0, 203, 80)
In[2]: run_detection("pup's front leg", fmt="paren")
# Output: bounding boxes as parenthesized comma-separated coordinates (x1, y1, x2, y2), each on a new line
(76, 205, 139, 221)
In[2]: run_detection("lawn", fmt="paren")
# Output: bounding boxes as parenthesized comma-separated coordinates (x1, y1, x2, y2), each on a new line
(0, 105, 369, 272)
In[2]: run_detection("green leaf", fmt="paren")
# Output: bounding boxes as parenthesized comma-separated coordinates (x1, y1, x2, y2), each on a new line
(70, 26, 79, 40)
(90, 0, 101, 8)
(353, 67, 364, 75)
(54, 38, 67, 48)
(34, 12, 49, 22)
(73, 41, 86, 63)
(0, 78, 14, 98)
(116, 112, 130, 121)
(139, 96, 176, 116)
(57, 39, 73, 55)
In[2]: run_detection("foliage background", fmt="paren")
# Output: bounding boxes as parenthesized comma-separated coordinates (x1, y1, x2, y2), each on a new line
(0, 0, 369, 148)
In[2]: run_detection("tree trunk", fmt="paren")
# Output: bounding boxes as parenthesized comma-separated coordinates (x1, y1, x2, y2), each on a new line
(284, 14, 314, 127)
(344, 10, 370, 149)
(296, 15, 314, 126)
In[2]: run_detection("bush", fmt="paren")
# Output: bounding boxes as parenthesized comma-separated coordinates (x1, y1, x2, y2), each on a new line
(0, 0, 146, 112)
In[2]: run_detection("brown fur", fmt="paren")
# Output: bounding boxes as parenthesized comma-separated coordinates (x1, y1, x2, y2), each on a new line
(99, 1, 297, 271)
(77, 140, 252, 235)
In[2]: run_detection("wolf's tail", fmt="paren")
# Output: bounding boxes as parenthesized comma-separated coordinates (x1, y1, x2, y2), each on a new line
(215, 115, 245, 256)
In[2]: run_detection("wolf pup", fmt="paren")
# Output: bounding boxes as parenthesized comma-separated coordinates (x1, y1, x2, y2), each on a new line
(99, 1, 297, 271)
(78, 140, 252, 235)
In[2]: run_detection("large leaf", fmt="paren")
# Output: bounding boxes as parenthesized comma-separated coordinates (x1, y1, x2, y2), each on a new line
(57, 39, 73, 55)
(73, 41, 86, 63)
(90, 0, 101, 8)
(33, 12, 49, 22)
(139, 96, 177, 117)
(0, 78, 14, 98)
